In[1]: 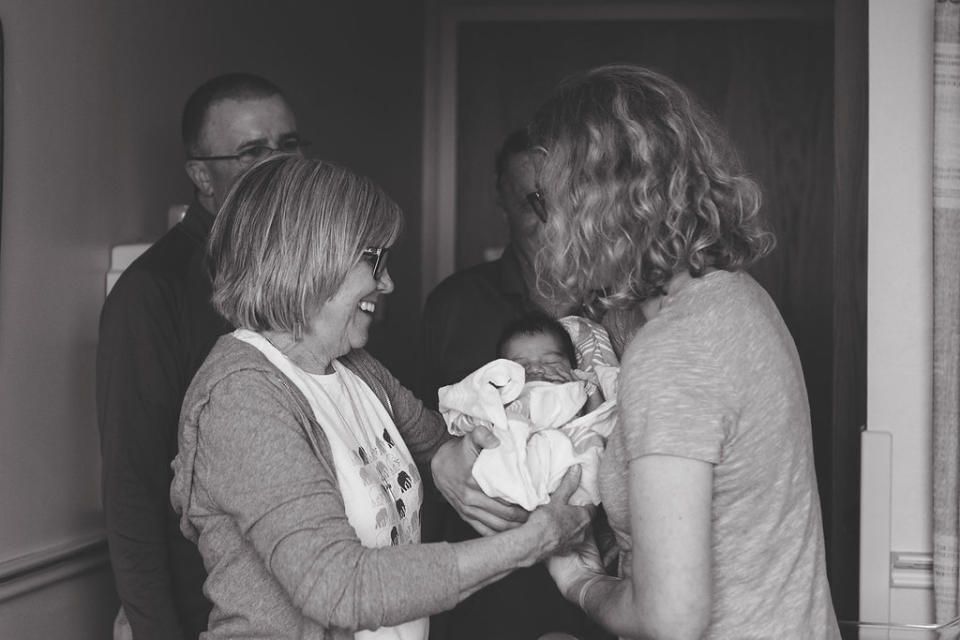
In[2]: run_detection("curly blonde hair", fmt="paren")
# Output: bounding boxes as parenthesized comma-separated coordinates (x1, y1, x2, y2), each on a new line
(528, 64, 775, 312)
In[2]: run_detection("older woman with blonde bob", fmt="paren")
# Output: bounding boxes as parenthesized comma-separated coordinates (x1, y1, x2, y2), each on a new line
(170, 155, 590, 639)
(528, 66, 841, 639)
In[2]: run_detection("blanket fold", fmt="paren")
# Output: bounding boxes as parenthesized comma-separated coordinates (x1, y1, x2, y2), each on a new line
(439, 358, 618, 510)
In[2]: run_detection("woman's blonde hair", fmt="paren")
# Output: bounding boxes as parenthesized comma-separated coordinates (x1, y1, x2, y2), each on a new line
(528, 64, 775, 312)
(208, 154, 402, 334)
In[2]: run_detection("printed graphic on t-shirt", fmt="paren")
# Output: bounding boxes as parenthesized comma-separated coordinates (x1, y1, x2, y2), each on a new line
(353, 442, 421, 546)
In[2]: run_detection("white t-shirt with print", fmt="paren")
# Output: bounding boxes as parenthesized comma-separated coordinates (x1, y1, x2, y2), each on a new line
(235, 329, 426, 640)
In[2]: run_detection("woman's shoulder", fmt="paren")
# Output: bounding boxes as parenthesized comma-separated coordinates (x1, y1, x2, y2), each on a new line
(689, 270, 771, 307)
(183, 335, 322, 453)
(187, 334, 299, 411)
(660, 271, 775, 330)
(196, 334, 274, 380)
(620, 272, 758, 360)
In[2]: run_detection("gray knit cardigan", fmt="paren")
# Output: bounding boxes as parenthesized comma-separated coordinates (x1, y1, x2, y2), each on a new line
(171, 334, 460, 639)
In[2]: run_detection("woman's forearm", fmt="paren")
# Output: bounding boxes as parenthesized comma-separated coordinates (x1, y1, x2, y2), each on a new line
(574, 574, 647, 639)
(451, 466, 592, 601)
(451, 513, 557, 599)
(576, 572, 709, 640)
(570, 455, 711, 640)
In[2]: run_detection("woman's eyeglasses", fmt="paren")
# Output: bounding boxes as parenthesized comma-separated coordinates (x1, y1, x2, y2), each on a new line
(361, 247, 390, 280)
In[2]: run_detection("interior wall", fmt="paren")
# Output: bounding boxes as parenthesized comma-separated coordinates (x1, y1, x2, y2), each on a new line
(865, 0, 935, 623)
(0, 565, 117, 639)
(0, 1, 424, 636)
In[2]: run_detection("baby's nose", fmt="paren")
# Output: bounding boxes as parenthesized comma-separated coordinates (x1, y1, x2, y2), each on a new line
(524, 364, 546, 381)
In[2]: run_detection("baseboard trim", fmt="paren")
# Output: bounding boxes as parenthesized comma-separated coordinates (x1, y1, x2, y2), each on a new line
(0, 534, 110, 603)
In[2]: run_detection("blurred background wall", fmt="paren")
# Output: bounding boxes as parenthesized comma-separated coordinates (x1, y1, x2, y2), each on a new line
(0, 2, 424, 636)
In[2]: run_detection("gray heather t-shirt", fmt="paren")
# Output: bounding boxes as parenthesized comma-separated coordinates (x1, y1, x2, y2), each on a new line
(597, 270, 840, 639)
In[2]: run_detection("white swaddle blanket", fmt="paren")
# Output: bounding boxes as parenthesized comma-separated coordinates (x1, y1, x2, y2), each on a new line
(439, 358, 619, 510)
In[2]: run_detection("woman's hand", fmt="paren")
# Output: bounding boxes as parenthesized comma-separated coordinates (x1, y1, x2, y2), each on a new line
(526, 465, 593, 559)
(547, 530, 605, 603)
(446, 463, 593, 603)
(431, 426, 529, 535)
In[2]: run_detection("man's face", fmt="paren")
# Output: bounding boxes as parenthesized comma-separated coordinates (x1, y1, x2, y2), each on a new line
(496, 152, 542, 258)
(193, 95, 299, 213)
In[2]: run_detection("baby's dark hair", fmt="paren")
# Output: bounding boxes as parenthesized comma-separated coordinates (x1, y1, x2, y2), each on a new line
(496, 312, 578, 368)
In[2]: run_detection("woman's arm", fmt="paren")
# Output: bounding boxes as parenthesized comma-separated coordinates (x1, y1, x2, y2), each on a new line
(454, 465, 589, 597)
(192, 370, 589, 631)
(551, 454, 713, 640)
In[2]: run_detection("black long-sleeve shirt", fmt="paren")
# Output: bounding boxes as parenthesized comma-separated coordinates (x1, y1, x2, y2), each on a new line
(96, 202, 231, 640)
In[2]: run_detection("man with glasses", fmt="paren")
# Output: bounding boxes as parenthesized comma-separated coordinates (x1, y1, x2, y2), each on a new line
(421, 130, 555, 409)
(420, 130, 610, 640)
(97, 73, 304, 640)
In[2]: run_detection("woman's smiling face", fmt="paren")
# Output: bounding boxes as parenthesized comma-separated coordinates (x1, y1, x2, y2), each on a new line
(308, 252, 394, 364)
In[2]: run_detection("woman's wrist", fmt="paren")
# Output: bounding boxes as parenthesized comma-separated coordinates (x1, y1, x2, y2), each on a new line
(573, 573, 605, 609)
(522, 508, 562, 563)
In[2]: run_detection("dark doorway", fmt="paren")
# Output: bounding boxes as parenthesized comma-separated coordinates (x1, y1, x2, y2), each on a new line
(450, 2, 865, 621)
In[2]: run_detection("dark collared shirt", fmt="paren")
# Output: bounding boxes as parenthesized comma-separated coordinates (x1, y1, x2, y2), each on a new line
(97, 201, 231, 640)
(420, 245, 541, 407)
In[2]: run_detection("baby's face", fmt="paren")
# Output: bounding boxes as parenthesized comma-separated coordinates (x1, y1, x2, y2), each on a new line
(500, 332, 574, 383)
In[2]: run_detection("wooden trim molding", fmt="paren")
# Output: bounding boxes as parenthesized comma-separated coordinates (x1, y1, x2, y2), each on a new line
(0, 534, 109, 603)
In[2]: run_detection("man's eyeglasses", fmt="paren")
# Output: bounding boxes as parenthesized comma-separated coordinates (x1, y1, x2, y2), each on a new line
(361, 247, 390, 280)
(526, 189, 548, 223)
(188, 139, 311, 167)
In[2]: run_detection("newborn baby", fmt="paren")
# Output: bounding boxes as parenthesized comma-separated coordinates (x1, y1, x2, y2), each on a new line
(497, 313, 605, 419)
(438, 312, 619, 510)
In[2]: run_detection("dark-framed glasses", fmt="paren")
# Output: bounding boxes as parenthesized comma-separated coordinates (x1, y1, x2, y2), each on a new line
(526, 189, 548, 223)
(188, 138, 311, 167)
(361, 247, 391, 280)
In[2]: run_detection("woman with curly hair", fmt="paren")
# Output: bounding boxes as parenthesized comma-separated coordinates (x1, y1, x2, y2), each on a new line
(528, 65, 841, 639)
